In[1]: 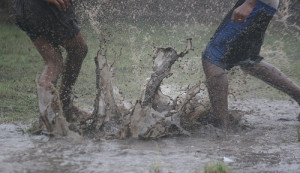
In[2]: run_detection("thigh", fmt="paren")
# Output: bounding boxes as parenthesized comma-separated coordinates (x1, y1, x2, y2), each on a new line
(62, 32, 88, 56)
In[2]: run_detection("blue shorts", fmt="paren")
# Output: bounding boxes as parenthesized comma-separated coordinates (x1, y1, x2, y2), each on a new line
(202, 0, 277, 70)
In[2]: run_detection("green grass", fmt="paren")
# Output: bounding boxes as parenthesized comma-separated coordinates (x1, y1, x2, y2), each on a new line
(149, 162, 162, 173)
(204, 162, 233, 173)
(0, 24, 42, 122)
(1, 22, 299, 123)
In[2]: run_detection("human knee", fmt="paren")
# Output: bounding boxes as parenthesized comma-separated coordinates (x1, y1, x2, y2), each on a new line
(202, 58, 226, 79)
(240, 64, 254, 73)
(78, 42, 88, 58)
(67, 41, 88, 60)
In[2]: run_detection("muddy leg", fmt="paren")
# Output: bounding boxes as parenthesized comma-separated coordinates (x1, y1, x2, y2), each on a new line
(60, 32, 88, 122)
(241, 61, 300, 105)
(241, 61, 300, 121)
(33, 37, 64, 90)
(33, 37, 64, 130)
(202, 58, 229, 128)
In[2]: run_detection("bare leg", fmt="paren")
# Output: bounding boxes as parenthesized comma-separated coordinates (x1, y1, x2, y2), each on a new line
(33, 36, 63, 89)
(60, 32, 88, 122)
(202, 58, 229, 128)
(33, 37, 64, 130)
(241, 61, 300, 105)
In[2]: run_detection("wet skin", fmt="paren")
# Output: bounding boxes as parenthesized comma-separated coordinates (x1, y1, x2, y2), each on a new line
(202, 0, 300, 128)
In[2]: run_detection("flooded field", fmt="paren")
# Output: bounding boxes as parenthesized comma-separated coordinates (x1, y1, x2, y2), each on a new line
(0, 99, 299, 173)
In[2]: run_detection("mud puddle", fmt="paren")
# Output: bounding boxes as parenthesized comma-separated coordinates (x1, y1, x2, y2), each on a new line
(0, 99, 299, 173)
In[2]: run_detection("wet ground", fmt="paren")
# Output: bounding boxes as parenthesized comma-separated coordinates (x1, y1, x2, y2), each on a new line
(0, 99, 299, 173)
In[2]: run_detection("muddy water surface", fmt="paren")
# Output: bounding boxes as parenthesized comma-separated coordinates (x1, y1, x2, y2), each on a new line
(0, 99, 299, 173)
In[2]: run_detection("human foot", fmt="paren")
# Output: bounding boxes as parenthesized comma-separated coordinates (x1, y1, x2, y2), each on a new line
(198, 111, 229, 129)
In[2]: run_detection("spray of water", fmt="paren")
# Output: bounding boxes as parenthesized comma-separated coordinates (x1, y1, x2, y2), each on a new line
(73, 0, 300, 102)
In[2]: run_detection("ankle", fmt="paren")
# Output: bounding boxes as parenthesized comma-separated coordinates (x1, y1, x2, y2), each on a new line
(208, 113, 229, 128)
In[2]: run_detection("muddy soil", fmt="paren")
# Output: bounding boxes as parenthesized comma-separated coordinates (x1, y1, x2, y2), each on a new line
(0, 99, 299, 173)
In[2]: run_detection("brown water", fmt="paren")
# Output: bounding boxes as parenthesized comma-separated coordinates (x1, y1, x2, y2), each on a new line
(0, 99, 299, 173)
